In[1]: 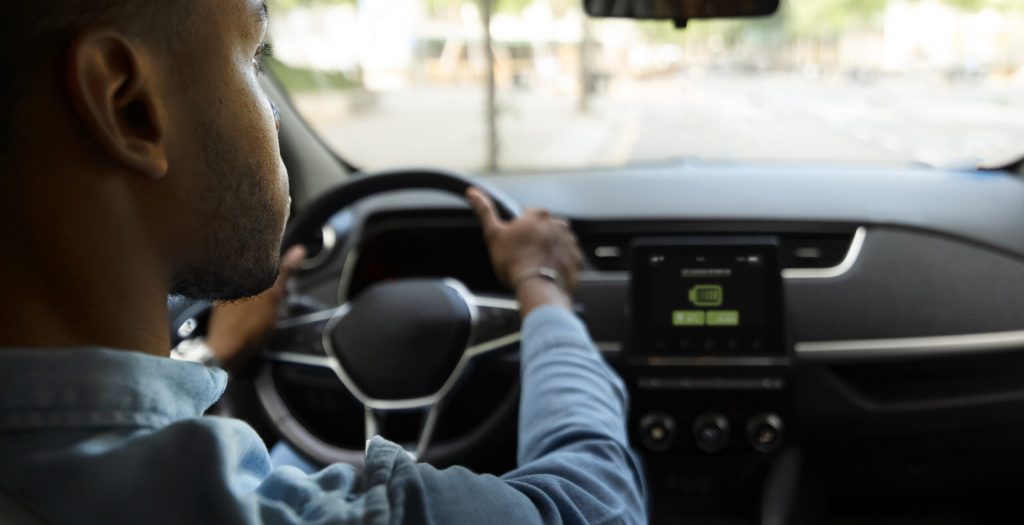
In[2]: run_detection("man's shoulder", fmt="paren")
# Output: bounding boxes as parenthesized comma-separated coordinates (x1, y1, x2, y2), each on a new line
(0, 417, 277, 524)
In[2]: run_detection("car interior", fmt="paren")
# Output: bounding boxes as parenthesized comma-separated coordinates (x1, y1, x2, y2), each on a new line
(160, 0, 1024, 523)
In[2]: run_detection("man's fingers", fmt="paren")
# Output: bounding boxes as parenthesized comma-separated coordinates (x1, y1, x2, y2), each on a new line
(278, 245, 307, 282)
(466, 187, 502, 238)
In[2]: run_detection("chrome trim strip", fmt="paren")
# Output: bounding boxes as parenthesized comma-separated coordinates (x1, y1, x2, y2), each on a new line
(578, 271, 628, 283)
(796, 329, 1024, 362)
(467, 332, 522, 357)
(782, 227, 866, 280)
(276, 305, 350, 329)
(595, 341, 623, 352)
(263, 352, 334, 368)
(336, 247, 361, 303)
(642, 356, 791, 367)
(466, 294, 520, 311)
(414, 404, 442, 459)
(364, 407, 379, 440)
(637, 376, 787, 391)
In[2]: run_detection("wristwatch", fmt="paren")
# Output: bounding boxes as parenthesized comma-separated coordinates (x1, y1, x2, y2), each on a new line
(171, 337, 221, 368)
(513, 266, 563, 290)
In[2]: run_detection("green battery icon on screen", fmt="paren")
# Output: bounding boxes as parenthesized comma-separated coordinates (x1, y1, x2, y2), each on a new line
(688, 284, 723, 307)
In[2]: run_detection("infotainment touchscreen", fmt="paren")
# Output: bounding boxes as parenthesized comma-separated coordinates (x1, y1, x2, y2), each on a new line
(630, 237, 785, 357)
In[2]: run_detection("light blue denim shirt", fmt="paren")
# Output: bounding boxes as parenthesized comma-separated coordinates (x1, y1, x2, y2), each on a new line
(0, 307, 646, 524)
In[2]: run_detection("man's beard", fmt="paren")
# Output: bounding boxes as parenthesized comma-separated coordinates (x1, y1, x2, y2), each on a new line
(169, 124, 286, 302)
(169, 232, 280, 302)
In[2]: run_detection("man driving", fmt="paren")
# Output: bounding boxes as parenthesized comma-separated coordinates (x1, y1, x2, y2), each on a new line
(0, 1, 645, 523)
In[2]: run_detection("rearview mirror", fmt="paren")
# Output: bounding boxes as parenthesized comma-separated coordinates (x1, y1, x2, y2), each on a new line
(584, 0, 780, 25)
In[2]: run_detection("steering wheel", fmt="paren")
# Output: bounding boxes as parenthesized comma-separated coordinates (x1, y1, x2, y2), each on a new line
(256, 169, 525, 467)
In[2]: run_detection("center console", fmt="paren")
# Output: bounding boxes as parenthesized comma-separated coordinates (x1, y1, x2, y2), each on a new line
(625, 237, 795, 523)
(631, 237, 785, 362)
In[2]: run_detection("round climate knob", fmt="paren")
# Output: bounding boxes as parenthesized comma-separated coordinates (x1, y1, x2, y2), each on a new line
(747, 413, 784, 454)
(639, 413, 677, 452)
(693, 413, 731, 454)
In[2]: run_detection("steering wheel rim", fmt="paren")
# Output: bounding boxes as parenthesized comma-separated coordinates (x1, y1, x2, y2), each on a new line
(282, 168, 521, 249)
(259, 168, 524, 468)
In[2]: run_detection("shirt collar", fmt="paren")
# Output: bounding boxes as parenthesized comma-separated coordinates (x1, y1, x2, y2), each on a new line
(0, 347, 227, 431)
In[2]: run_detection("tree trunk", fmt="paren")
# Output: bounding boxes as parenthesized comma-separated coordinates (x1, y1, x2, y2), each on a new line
(481, 0, 499, 172)
(579, 17, 592, 113)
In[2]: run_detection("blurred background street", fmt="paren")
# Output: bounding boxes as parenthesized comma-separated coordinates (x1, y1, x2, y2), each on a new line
(267, 0, 1024, 173)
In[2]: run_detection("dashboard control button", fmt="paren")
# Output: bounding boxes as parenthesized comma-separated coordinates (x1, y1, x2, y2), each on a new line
(692, 413, 730, 453)
(747, 413, 784, 453)
(639, 413, 677, 452)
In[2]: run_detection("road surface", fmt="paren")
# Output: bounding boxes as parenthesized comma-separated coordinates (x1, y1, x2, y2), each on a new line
(299, 72, 1024, 173)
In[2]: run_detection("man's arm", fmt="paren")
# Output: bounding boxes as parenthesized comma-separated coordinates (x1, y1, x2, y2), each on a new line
(503, 301, 645, 523)
(352, 190, 646, 524)
(353, 303, 645, 524)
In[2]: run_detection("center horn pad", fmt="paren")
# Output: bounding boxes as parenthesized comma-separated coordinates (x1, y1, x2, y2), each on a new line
(328, 279, 473, 401)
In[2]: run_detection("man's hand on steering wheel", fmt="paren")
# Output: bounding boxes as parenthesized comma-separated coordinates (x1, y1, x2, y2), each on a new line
(466, 187, 584, 317)
(207, 246, 306, 370)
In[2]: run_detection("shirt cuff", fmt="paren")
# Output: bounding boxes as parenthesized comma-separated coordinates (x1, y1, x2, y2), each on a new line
(520, 306, 594, 361)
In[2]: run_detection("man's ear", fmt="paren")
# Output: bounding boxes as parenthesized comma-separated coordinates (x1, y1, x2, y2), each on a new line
(66, 31, 169, 179)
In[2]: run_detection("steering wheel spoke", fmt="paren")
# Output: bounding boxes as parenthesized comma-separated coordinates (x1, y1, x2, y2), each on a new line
(464, 292, 522, 357)
(264, 305, 350, 367)
(364, 404, 442, 460)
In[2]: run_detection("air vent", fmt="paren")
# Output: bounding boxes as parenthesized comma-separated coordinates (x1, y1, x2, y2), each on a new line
(778, 233, 856, 270)
(579, 234, 634, 271)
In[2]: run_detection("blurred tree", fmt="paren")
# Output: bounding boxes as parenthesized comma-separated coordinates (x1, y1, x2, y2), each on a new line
(787, 0, 887, 37)
(495, 0, 533, 13)
(481, 0, 499, 172)
(268, 0, 356, 9)
(635, 0, 1022, 48)
(941, 0, 1024, 10)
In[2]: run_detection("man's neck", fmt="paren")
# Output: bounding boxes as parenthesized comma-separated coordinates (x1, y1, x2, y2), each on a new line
(0, 173, 171, 356)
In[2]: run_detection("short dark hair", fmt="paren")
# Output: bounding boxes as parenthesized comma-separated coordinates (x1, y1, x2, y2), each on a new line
(0, 1, 186, 153)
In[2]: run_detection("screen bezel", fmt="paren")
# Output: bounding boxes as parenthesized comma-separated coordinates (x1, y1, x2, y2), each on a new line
(628, 236, 786, 359)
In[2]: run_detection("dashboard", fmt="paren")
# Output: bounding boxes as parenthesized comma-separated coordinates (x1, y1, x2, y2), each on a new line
(267, 162, 1024, 523)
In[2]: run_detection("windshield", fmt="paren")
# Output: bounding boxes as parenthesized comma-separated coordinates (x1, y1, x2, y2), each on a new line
(266, 0, 1024, 173)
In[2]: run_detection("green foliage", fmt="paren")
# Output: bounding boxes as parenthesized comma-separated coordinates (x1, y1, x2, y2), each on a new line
(786, 0, 887, 37)
(268, 0, 356, 9)
(495, 0, 533, 13)
(636, 0, 1023, 46)
(941, 0, 1024, 10)
(421, 0, 536, 15)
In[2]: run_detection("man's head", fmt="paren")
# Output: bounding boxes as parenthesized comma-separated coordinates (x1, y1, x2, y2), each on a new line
(0, 0, 289, 301)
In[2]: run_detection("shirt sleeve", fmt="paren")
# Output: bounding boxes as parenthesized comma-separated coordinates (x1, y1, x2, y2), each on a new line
(364, 306, 647, 525)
